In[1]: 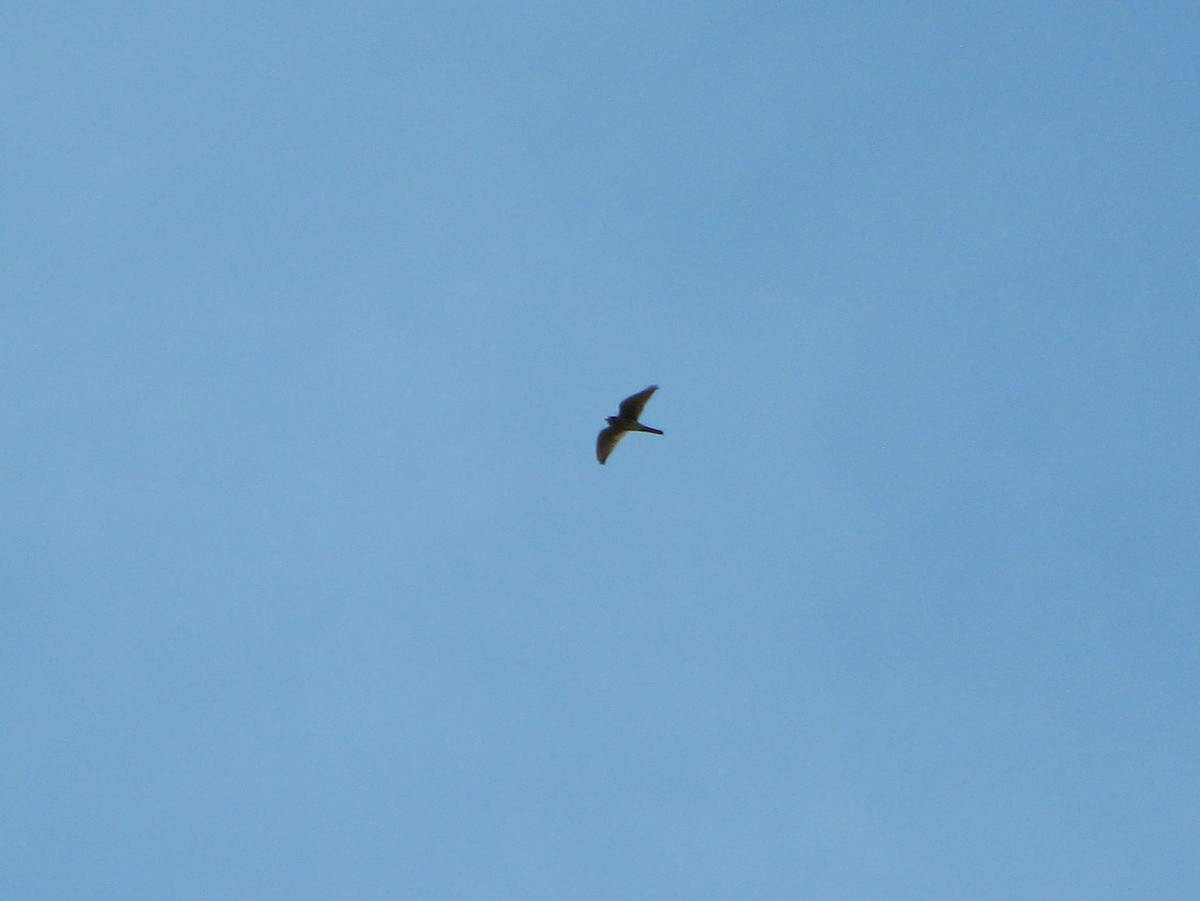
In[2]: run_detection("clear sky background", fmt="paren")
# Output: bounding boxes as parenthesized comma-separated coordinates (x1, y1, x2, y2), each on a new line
(3, 3, 1198, 898)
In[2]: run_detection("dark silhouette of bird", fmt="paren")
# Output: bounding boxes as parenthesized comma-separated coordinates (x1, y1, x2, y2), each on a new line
(596, 385, 663, 464)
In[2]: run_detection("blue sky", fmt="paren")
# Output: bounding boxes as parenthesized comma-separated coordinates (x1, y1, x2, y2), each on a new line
(3, 3, 1198, 897)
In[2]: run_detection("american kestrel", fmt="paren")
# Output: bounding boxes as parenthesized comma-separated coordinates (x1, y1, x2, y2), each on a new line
(596, 385, 663, 464)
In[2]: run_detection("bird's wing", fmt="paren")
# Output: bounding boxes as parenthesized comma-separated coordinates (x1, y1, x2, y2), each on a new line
(596, 426, 626, 464)
(617, 385, 658, 421)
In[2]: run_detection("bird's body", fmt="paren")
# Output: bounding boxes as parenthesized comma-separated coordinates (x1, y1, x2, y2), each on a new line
(596, 386, 663, 464)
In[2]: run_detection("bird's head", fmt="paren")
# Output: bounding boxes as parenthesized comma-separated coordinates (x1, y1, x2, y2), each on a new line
(606, 416, 620, 426)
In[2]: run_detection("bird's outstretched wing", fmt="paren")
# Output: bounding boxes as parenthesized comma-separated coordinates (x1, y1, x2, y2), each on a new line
(596, 426, 625, 464)
(617, 385, 658, 421)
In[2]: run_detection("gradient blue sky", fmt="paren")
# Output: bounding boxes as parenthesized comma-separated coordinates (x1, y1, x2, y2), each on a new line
(4, 3, 1198, 898)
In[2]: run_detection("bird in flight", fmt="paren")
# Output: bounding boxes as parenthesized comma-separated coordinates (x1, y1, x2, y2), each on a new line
(596, 385, 663, 464)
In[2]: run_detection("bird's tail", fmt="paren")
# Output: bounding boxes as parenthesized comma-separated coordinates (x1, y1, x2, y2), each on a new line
(634, 424, 664, 435)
